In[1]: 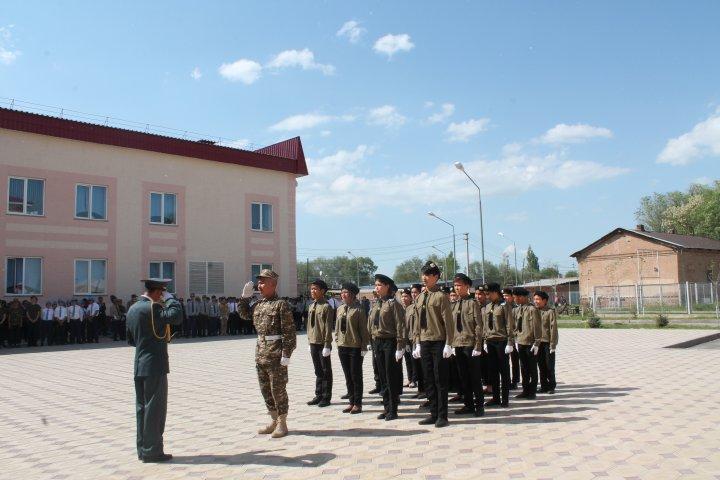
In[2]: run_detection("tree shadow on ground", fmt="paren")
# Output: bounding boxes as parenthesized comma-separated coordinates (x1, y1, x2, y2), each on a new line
(172, 450, 335, 467)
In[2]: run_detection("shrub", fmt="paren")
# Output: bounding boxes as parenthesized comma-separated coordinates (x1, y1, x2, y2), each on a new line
(587, 316, 602, 328)
(656, 314, 669, 328)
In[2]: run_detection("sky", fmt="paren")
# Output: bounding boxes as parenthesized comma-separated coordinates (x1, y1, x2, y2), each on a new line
(2, 1, 719, 278)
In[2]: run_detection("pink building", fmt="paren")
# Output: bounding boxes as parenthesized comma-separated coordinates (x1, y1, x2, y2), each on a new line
(0, 107, 307, 300)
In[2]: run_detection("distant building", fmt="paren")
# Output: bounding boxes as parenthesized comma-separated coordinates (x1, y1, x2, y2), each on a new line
(570, 225, 720, 301)
(519, 277, 580, 305)
(0, 107, 308, 300)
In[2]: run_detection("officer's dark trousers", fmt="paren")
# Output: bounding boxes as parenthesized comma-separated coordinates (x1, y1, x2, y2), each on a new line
(111, 319, 122, 340)
(8, 326, 21, 346)
(338, 346, 363, 406)
(517, 344, 538, 395)
(41, 321, 55, 346)
(455, 346, 484, 409)
(87, 317, 99, 343)
(404, 350, 415, 383)
(421, 340, 449, 420)
(510, 348, 520, 384)
(486, 340, 511, 404)
(309, 343, 332, 401)
(26, 321, 39, 346)
(134, 374, 168, 458)
(537, 342, 556, 391)
(70, 320, 83, 344)
(374, 337, 401, 415)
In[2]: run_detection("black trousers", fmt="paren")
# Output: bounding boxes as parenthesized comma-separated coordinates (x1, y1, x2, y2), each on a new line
(87, 317, 99, 343)
(40, 321, 55, 346)
(228, 312, 239, 335)
(371, 346, 381, 391)
(404, 350, 415, 383)
(413, 356, 425, 392)
(55, 322, 67, 344)
(187, 315, 197, 337)
(486, 340, 511, 404)
(454, 346, 484, 409)
(134, 374, 168, 458)
(8, 325, 21, 346)
(198, 314, 208, 337)
(70, 320, 83, 344)
(510, 348, 520, 384)
(338, 346, 364, 406)
(309, 343, 332, 401)
(537, 342, 557, 390)
(421, 340, 449, 420)
(518, 344, 538, 395)
(374, 337, 401, 414)
(26, 321, 39, 346)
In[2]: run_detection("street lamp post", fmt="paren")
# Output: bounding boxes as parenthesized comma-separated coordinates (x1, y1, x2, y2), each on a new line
(498, 232, 519, 285)
(454, 162, 486, 283)
(428, 212, 457, 274)
(347, 251, 360, 286)
(431, 245, 450, 282)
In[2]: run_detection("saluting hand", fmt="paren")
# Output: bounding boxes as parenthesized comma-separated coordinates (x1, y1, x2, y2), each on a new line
(241, 281, 255, 299)
(280, 356, 290, 366)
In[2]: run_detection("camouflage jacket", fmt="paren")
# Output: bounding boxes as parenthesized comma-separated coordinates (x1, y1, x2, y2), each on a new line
(241, 295, 296, 366)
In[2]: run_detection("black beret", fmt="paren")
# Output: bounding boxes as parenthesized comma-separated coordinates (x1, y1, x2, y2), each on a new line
(475, 285, 486, 292)
(484, 282, 502, 293)
(374, 273, 394, 286)
(411, 283, 423, 291)
(401, 287, 411, 295)
(421, 261, 441, 275)
(341, 282, 359, 295)
(502, 287, 514, 295)
(453, 273, 472, 285)
(512, 287, 530, 297)
(442, 286, 452, 294)
(534, 290, 549, 301)
(310, 278, 328, 291)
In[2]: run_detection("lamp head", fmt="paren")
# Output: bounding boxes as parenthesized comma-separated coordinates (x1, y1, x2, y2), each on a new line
(428, 212, 436, 217)
(454, 162, 464, 171)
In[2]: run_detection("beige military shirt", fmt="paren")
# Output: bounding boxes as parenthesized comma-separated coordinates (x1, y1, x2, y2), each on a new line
(251, 295, 297, 365)
(413, 285, 454, 345)
(451, 295, 484, 350)
(538, 306, 559, 348)
(368, 296, 406, 350)
(513, 303, 542, 347)
(335, 301, 370, 349)
(405, 303, 417, 348)
(483, 301, 515, 345)
(307, 299, 334, 348)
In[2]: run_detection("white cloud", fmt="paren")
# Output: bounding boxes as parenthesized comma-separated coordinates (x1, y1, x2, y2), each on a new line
(298, 145, 630, 215)
(446, 118, 490, 142)
(694, 176, 712, 185)
(373, 33, 414, 58)
(266, 48, 335, 75)
(190, 67, 202, 80)
(657, 111, 720, 165)
(426, 103, 455, 124)
(0, 26, 20, 65)
(337, 20, 366, 43)
(539, 123, 613, 144)
(269, 112, 355, 132)
(218, 58, 262, 84)
(320, 130, 332, 137)
(223, 139, 252, 150)
(367, 105, 407, 128)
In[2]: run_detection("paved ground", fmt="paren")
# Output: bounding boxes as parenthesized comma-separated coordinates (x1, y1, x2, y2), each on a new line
(1, 329, 719, 480)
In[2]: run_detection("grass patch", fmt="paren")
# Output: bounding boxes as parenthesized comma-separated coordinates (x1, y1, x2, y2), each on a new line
(557, 321, 719, 330)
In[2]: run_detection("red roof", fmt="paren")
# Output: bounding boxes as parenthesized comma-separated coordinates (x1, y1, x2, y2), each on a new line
(0, 107, 308, 176)
(571, 227, 720, 258)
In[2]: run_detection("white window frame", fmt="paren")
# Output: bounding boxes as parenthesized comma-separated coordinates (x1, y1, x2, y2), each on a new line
(251, 263, 274, 279)
(149, 261, 176, 293)
(74, 184, 108, 221)
(73, 259, 108, 295)
(7, 176, 45, 216)
(250, 202, 273, 232)
(5, 257, 43, 296)
(149, 192, 178, 226)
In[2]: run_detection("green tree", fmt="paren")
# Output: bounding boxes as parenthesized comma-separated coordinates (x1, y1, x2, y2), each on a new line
(298, 256, 377, 289)
(539, 266, 560, 278)
(469, 261, 501, 284)
(393, 257, 425, 284)
(525, 246, 540, 272)
(564, 269, 579, 278)
(635, 190, 689, 231)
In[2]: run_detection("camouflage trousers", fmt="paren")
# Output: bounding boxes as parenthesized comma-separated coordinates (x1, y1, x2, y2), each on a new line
(256, 361, 289, 415)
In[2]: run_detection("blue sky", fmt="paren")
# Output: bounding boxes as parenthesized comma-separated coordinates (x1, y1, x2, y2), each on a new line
(2, 1, 719, 277)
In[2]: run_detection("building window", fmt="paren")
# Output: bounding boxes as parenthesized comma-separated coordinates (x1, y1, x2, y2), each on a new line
(75, 184, 107, 220)
(74, 259, 107, 295)
(189, 261, 224, 294)
(150, 192, 177, 225)
(251, 202, 272, 232)
(6, 257, 42, 295)
(8, 177, 44, 216)
(149, 261, 175, 293)
(251, 264, 274, 279)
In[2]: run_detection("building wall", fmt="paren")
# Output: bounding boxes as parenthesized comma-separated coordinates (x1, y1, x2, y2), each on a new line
(0, 128, 298, 300)
(677, 250, 720, 283)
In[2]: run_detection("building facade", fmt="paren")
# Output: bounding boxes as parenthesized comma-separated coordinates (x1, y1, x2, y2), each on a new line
(0, 107, 307, 301)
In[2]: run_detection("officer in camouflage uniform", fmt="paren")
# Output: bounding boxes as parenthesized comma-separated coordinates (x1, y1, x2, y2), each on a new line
(238, 269, 297, 438)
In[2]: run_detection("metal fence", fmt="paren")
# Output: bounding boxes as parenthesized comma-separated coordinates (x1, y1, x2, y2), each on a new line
(591, 282, 720, 315)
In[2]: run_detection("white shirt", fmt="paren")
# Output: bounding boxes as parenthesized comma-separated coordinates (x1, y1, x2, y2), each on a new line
(87, 302, 100, 316)
(54, 306, 67, 320)
(69, 305, 84, 320)
(227, 301, 237, 313)
(42, 307, 55, 321)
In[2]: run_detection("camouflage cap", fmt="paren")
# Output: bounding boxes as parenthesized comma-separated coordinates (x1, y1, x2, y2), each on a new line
(256, 269, 279, 280)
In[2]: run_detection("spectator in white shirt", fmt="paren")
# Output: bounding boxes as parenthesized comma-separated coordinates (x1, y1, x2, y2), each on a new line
(86, 298, 100, 343)
(68, 299, 84, 344)
(41, 301, 55, 346)
(54, 301, 68, 345)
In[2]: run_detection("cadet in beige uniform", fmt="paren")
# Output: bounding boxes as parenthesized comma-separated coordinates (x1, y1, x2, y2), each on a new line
(335, 282, 370, 414)
(451, 273, 485, 417)
(503, 287, 520, 390)
(534, 290, 558, 394)
(483, 282, 515, 407)
(409, 284, 425, 397)
(412, 261, 454, 428)
(512, 287, 542, 399)
(368, 274, 406, 421)
(307, 279, 334, 407)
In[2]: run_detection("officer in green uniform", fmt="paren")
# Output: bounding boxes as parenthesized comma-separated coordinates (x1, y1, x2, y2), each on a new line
(126, 278, 183, 463)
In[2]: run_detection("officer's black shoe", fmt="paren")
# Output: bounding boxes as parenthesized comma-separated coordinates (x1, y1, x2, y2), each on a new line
(369, 388, 380, 394)
(449, 394, 463, 403)
(341, 393, 350, 400)
(474, 408, 485, 417)
(484, 399, 501, 408)
(453, 406, 474, 415)
(526, 394, 536, 400)
(419, 400, 431, 409)
(435, 417, 449, 428)
(377, 412, 387, 420)
(547, 390, 555, 395)
(307, 397, 321, 406)
(418, 416, 437, 425)
(510, 383, 518, 390)
(142, 453, 173, 463)
(515, 392, 528, 399)
(500, 402, 509, 408)
(318, 400, 331, 407)
(384, 412, 398, 421)
(537, 387, 549, 393)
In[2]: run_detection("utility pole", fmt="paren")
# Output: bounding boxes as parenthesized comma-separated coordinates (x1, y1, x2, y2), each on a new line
(305, 258, 309, 296)
(463, 233, 470, 276)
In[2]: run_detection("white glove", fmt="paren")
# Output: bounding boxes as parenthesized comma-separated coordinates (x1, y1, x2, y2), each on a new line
(504, 345, 513, 354)
(451, 347, 456, 356)
(280, 356, 290, 366)
(367, 344, 372, 351)
(395, 350, 404, 362)
(412, 344, 421, 359)
(322, 347, 331, 357)
(483, 342, 488, 353)
(442, 344, 453, 358)
(361, 349, 367, 357)
(471, 349, 482, 357)
(308, 345, 311, 352)
(530, 345, 539, 355)
(515, 342, 519, 351)
(162, 291, 174, 302)
(241, 281, 254, 298)
(550, 347, 556, 353)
